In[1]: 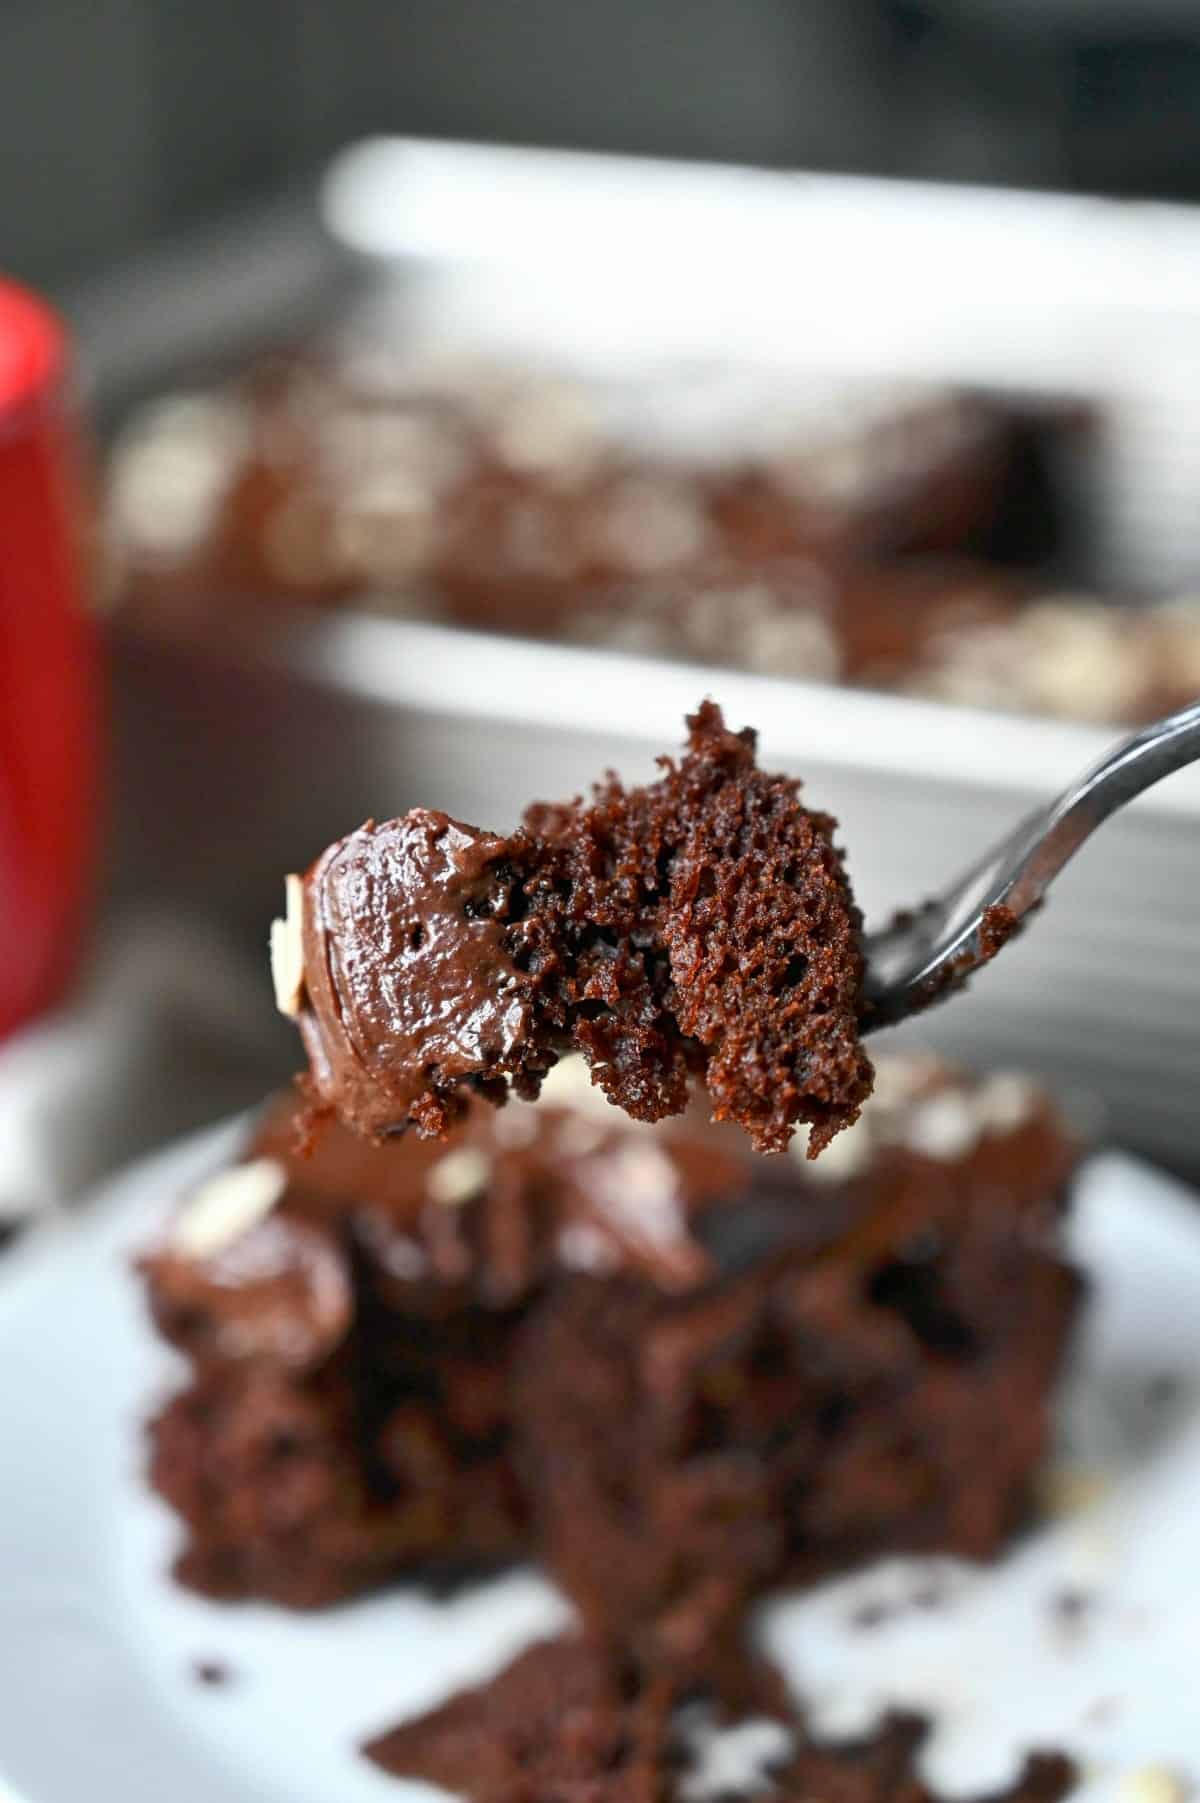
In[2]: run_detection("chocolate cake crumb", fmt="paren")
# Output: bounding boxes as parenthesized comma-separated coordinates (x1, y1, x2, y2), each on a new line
(849, 1598, 896, 1632)
(979, 903, 1021, 961)
(191, 1658, 231, 1687)
(287, 702, 873, 1155)
(1049, 1587, 1093, 1643)
(364, 1633, 1078, 1803)
(911, 1573, 952, 1612)
(897, 898, 1027, 1023)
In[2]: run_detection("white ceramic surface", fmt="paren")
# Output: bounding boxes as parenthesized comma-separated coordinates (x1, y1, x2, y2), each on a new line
(1, 1126, 1200, 1801)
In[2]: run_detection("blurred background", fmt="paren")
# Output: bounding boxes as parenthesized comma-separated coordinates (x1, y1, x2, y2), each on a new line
(5, 0, 1200, 1227)
(11, 0, 1200, 293)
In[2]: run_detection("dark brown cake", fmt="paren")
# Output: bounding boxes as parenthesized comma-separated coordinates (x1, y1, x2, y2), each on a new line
(364, 1633, 1076, 1803)
(281, 701, 872, 1156)
(142, 1051, 1081, 1642)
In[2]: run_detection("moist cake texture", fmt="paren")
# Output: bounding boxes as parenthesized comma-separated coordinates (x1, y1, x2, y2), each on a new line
(142, 1052, 1081, 1645)
(284, 701, 872, 1156)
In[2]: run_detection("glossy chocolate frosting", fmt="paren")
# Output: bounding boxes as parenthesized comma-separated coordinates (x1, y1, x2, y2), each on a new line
(143, 1213, 352, 1370)
(143, 1052, 1076, 1379)
(298, 808, 549, 1138)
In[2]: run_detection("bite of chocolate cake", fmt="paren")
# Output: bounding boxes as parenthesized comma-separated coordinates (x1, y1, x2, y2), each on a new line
(276, 701, 873, 1156)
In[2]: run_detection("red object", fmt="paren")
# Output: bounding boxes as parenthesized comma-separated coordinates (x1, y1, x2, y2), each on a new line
(0, 279, 98, 1041)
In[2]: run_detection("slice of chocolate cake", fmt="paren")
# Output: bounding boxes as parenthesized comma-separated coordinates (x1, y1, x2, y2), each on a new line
(142, 1051, 1081, 1642)
(275, 701, 872, 1156)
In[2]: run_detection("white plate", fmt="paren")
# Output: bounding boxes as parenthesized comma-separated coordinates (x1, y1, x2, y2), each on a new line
(2, 1127, 1200, 1802)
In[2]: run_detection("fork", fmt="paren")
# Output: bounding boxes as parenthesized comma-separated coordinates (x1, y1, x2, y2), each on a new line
(860, 698, 1200, 1030)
